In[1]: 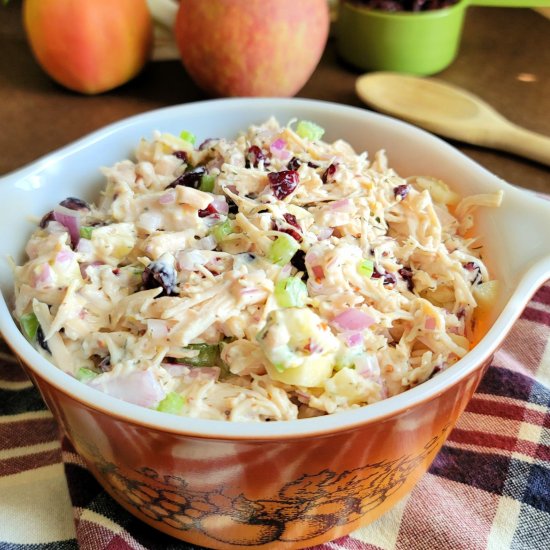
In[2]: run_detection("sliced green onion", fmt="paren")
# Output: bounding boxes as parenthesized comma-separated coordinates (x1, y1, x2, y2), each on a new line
(274, 277, 308, 308)
(20, 312, 39, 341)
(79, 226, 94, 240)
(179, 130, 196, 145)
(156, 392, 185, 414)
(212, 219, 233, 243)
(268, 234, 300, 266)
(296, 120, 325, 141)
(76, 367, 98, 382)
(199, 174, 215, 192)
(178, 343, 220, 367)
(357, 259, 374, 278)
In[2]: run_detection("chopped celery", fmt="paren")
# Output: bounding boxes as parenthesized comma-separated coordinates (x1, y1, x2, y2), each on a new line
(20, 312, 39, 341)
(357, 259, 374, 278)
(212, 219, 233, 243)
(274, 277, 308, 308)
(178, 343, 220, 367)
(79, 226, 94, 239)
(76, 367, 98, 382)
(296, 120, 325, 141)
(268, 234, 300, 266)
(273, 363, 286, 373)
(179, 130, 196, 145)
(157, 392, 185, 414)
(199, 174, 215, 192)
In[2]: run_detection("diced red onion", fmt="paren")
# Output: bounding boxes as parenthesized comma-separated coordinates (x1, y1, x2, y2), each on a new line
(53, 206, 81, 247)
(45, 221, 67, 235)
(159, 190, 176, 205)
(354, 354, 380, 378)
(425, 317, 436, 330)
(162, 363, 190, 377)
(332, 308, 375, 331)
(305, 249, 319, 264)
(317, 227, 334, 241)
(210, 195, 229, 215)
(345, 332, 363, 347)
(270, 138, 291, 160)
(329, 199, 352, 212)
(55, 250, 75, 264)
(33, 263, 54, 288)
(186, 366, 221, 381)
(89, 369, 166, 408)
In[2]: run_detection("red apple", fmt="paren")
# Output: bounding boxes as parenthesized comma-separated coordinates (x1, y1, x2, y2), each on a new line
(174, 0, 330, 97)
(23, 0, 153, 95)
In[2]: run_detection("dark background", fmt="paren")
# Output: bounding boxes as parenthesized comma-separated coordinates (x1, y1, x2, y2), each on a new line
(1, 3, 549, 192)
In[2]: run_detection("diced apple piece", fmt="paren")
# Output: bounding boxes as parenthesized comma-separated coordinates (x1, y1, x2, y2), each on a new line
(411, 176, 461, 206)
(266, 354, 334, 388)
(473, 280, 499, 311)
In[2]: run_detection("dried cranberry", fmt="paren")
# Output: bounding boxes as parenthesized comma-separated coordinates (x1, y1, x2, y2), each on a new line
(290, 249, 307, 278)
(59, 197, 90, 211)
(226, 196, 239, 215)
(287, 157, 301, 171)
(173, 151, 188, 162)
(463, 262, 482, 284)
(246, 145, 269, 168)
(142, 259, 178, 296)
(198, 203, 220, 218)
(372, 267, 396, 286)
(39, 211, 55, 228)
(322, 163, 338, 184)
(99, 355, 112, 372)
(398, 267, 414, 291)
(394, 184, 410, 200)
(167, 166, 206, 189)
(268, 170, 299, 200)
(37, 326, 50, 353)
(275, 213, 303, 242)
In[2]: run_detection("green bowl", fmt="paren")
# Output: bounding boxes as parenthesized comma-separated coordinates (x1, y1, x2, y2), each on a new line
(335, 1, 468, 75)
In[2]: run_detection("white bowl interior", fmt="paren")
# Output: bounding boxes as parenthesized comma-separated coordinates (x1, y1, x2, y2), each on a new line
(1, 98, 549, 438)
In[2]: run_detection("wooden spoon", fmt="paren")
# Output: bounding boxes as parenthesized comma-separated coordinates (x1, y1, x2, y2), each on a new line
(356, 72, 550, 167)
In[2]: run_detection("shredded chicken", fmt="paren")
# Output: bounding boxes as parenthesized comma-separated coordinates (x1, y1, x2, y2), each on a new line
(13, 118, 501, 421)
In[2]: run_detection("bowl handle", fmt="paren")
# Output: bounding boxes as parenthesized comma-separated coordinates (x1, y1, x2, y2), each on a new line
(505, 187, 550, 284)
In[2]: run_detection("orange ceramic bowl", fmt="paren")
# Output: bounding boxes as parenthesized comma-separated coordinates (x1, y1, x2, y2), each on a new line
(1, 99, 549, 549)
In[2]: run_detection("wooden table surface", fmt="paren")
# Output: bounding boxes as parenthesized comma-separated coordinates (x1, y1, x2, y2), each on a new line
(1, 4, 549, 192)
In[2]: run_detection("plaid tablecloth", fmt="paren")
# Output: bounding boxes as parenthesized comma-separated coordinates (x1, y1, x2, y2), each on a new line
(1, 282, 549, 550)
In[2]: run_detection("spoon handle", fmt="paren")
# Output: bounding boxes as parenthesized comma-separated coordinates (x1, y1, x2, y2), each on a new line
(491, 122, 550, 167)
